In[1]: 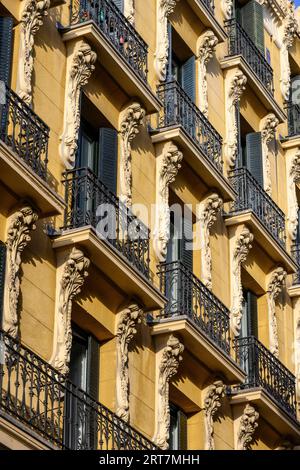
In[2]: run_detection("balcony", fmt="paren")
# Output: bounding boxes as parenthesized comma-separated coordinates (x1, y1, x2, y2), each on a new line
(63, 0, 160, 113)
(187, 0, 226, 42)
(231, 337, 300, 438)
(285, 101, 300, 138)
(152, 81, 235, 201)
(53, 167, 165, 310)
(221, 19, 285, 122)
(0, 329, 157, 450)
(0, 84, 64, 217)
(225, 168, 296, 273)
(151, 261, 245, 383)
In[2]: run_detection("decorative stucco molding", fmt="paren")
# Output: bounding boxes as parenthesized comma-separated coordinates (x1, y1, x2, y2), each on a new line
(221, 0, 234, 19)
(155, 0, 179, 81)
(230, 227, 254, 336)
(154, 142, 183, 261)
(116, 303, 143, 422)
(287, 149, 300, 242)
(267, 267, 286, 358)
(119, 102, 146, 207)
(124, 0, 135, 24)
(237, 404, 259, 450)
(50, 248, 90, 375)
(203, 380, 225, 451)
(17, 0, 50, 105)
(199, 193, 223, 290)
(197, 30, 218, 118)
(260, 114, 279, 196)
(2, 207, 38, 338)
(280, 1, 298, 101)
(153, 335, 184, 449)
(59, 41, 97, 169)
(225, 70, 247, 170)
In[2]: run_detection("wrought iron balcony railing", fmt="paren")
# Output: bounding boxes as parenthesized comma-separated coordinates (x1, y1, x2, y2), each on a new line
(224, 19, 274, 95)
(70, 0, 148, 82)
(200, 0, 215, 14)
(228, 167, 286, 247)
(158, 261, 231, 355)
(157, 80, 223, 172)
(234, 336, 297, 419)
(0, 84, 49, 180)
(285, 101, 300, 137)
(291, 243, 300, 285)
(62, 167, 150, 278)
(0, 329, 157, 450)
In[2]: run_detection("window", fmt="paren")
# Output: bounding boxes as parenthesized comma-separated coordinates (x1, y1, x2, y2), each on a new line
(0, 16, 14, 85)
(236, 0, 265, 56)
(169, 403, 187, 450)
(0, 243, 6, 326)
(241, 290, 258, 339)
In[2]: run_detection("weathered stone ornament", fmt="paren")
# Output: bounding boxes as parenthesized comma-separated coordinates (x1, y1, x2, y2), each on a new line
(204, 380, 225, 450)
(153, 335, 184, 449)
(237, 404, 259, 450)
(260, 114, 279, 196)
(197, 30, 218, 117)
(59, 41, 97, 169)
(287, 150, 300, 242)
(267, 267, 286, 358)
(221, 0, 234, 19)
(119, 102, 145, 207)
(124, 0, 135, 24)
(155, 0, 180, 81)
(2, 207, 38, 338)
(280, 1, 298, 101)
(116, 303, 143, 422)
(17, 0, 50, 105)
(50, 248, 90, 374)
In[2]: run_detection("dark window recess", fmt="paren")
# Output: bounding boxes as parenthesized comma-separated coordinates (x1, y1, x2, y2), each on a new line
(241, 290, 258, 339)
(237, 0, 265, 55)
(0, 17, 13, 85)
(243, 132, 264, 188)
(169, 404, 188, 450)
(181, 211, 193, 273)
(0, 243, 6, 325)
(167, 211, 193, 273)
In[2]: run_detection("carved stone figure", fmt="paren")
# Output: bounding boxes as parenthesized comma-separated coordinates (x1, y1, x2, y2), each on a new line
(260, 114, 279, 196)
(221, 0, 234, 19)
(199, 193, 223, 290)
(204, 380, 225, 450)
(280, 1, 298, 101)
(197, 30, 218, 117)
(155, 0, 179, 81)
(59, 41, 97, 169)
(17, 0, 50, 105)
(267, 267, 286, 358)
(124, 0, 135, 24)
(287, 150, 300, 242)
(50, 248, 90, 374)
(230, 227, 253, 336)
(154, 335, 184, 449)
(237, 404, 259, 450)
(154, 142, 183, 261)
(116, 303, 143, 422)
(119, 102, 145, 206)
(2, 207, 38, 338)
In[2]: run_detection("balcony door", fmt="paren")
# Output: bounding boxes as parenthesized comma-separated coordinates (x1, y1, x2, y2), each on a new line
(240, 290, 258, 384)
(169, 403, 187, 450)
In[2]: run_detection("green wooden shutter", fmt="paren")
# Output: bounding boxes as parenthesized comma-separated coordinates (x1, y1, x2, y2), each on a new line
(178, 410, 188, 450)
(112, 0, 124, 12)
(239, 0, 265, 56)
(181, 56, 196, 103)
(167, 22, 173, 80)
(181, 213, 193, 273)
(87, 335, 99, 449)
(247, 291, 258, 338)
(0, 243, 6, 325)
(99, 128, 118, 194)
(0, 17, 13, 85)
(245, 132, 264, 187)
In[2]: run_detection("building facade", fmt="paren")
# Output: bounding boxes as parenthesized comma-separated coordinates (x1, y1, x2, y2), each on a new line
(0, 0, 300, 451)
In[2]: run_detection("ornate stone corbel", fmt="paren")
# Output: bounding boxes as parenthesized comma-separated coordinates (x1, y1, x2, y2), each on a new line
(50, 248, 90, 375)
(260, 114, 279, 196)
(225, 70, 247, 170)
(155, 0, 179, 81)
(237, 404, 259, 450)
(267, 267, 287, 358)
(287, 149, 300, 242)
(59, 41, 97, 169)
(119, 102, 146, 207)
(116, 303, 143, 422)
(124, 0, 135, 24)
(230, 227, 254, 336)
(221, 0, 234, 19)
(153, 335, 184, 449)
(280, 1, 298, 101)
(197, 30, 218, 118)
(154, 142, 183, 261)
(203, 380, 225, 451)
(2, 206, 38, 338)
(17, 0, 50, 105)
(199, 193, 223, 290)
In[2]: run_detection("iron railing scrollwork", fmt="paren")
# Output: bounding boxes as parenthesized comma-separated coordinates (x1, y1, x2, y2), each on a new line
(200, 0, 215, 14)
(228, 167, 286, 247)
(157, 80, 223, 172)
(224, 19, 274, 95)
(291, 243, 300, 285)
(70, 0, 148, 82)
(158, 260, 231, 355)
(62, 167, 150, 278)
(0, 329, 157, 450)
(285, 101, 300, 137)
(0, 84, 49, 180)
(234, 336, 297, 418)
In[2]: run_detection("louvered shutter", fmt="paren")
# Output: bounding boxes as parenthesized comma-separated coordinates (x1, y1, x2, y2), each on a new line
(112, 0, 124, 12)
(245, 132, 264, 188)
(167, 22, 173, 80)
(0, 243, 6, 325)
(248, 291, 258, 338)
(239, 0, 265, 56)
(178, 410, 188, 450)
(181, 213, 193, 273)
(99, 128, 118, 194)
(181, 56, 196, 103)
(0, 17, 13, 85)
(87, 335, 99, 449)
